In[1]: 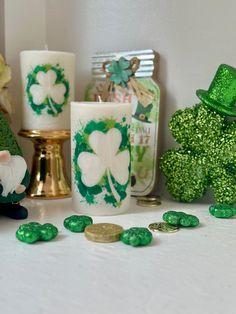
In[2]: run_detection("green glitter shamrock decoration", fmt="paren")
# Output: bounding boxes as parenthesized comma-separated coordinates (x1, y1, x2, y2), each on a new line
(121, 227, 153, 247)
(26, 64, 70, 117)
(108, 57, 133, 86)
(64, 215, 93, 232)
(73, 118, 131, 207)
(161, 103, 236, 204)
(209, 204, 236, 218)
(163, 211, 199, 227)
(16, 222, 58, 244)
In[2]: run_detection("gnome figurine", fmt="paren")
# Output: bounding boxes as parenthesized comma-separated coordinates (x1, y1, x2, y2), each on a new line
(0, 54, 30, 219)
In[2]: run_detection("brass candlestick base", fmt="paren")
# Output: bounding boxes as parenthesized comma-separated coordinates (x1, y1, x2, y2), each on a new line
(19, 129, 71, 199)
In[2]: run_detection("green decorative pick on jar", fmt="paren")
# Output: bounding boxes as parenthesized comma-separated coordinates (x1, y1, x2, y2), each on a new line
(163, 211, 200, 228)
(209, 204, 236, 218)
(64, 215, 93, 232)
(121, 227, 153, 247)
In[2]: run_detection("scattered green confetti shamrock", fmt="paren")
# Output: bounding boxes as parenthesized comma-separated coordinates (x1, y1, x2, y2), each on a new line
(64, 215, 93, 232)
(39, 223, 58, 241)
(163, 211, 200, 227)
(209, 204, 236, 218)
(16, 222, 58, 244)
(16, 224, 40, 244)
(161, 103, 236, 204)
(108, 57, 133, 86)
(121, 227, 153, 247)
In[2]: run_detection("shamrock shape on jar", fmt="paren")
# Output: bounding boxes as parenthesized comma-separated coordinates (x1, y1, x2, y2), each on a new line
(73, 119, 131, 207)
(161, 103, 236, 204)
(107, 57, 133, 86)
(26, 64, 69, 117)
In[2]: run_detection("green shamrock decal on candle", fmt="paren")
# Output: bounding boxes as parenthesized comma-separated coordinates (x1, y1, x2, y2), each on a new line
(26, 64, 70, 116)
(73, 118, 130, 207)
(108, 57, 133, 86)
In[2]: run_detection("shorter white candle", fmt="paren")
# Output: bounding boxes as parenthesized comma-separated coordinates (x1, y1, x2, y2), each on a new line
(20, 50, 75, 130)
(71, 101, 132, 215)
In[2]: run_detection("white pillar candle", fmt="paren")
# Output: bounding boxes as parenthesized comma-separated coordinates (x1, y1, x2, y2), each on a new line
(20, 50, 75, 130)
(71, 101, 132, 215)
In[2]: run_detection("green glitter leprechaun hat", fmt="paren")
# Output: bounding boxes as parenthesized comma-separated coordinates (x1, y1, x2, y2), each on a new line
(196, 64, 236, 117)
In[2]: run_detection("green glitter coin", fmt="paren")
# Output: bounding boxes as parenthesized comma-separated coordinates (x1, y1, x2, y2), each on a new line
(16, 224, 40, 244)
(120, 227, 153, 247)
(209, 204, 236, 218)
(64, 215, 93, 232)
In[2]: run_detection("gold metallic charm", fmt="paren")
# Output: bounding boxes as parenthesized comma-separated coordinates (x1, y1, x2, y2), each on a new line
(84, 223, 123, 243)
(136, 195, 161, 207)
(149, 222, 179, 233)
(18, 129, 71, 199)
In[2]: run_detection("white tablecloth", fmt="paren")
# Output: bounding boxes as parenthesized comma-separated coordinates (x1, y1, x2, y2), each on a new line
(0, 197, 235, 314)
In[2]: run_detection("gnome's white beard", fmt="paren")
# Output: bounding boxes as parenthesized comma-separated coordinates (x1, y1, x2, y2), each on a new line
(0, 155, 27, 197)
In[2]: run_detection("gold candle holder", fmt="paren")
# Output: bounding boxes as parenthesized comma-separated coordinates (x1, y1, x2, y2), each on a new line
(19, 129, 71, 199)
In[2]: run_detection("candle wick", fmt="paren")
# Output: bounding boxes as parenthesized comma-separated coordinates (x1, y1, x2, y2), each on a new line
(97, 95, 103, 103)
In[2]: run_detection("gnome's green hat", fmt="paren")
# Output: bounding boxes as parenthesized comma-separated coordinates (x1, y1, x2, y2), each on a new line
(196, 64, 236, 117)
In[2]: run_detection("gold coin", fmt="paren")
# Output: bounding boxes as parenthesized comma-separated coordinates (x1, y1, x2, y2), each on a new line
(137, 199, 161, 207)
(149, 222, 179, 233)
(137, 195, 161, 202)
(84, 223, 123, 243)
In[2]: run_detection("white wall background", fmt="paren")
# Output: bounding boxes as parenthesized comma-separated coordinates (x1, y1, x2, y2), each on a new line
(0, 0, 4, 55)
(1, 0, 236, 193)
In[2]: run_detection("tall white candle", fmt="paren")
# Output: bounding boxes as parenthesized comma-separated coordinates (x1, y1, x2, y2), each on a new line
(20, 50, 75, 130)
(71, 101, 132, 215)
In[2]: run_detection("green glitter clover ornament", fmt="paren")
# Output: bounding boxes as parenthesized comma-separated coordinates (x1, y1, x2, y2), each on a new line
(163, 211, 200, 228)
(209, 204, 236, 218)
(161, 64, 236, 205)
(121, 227, 153, 247)
(64, 215, 93, 232)
(161, 87, 236, 204)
